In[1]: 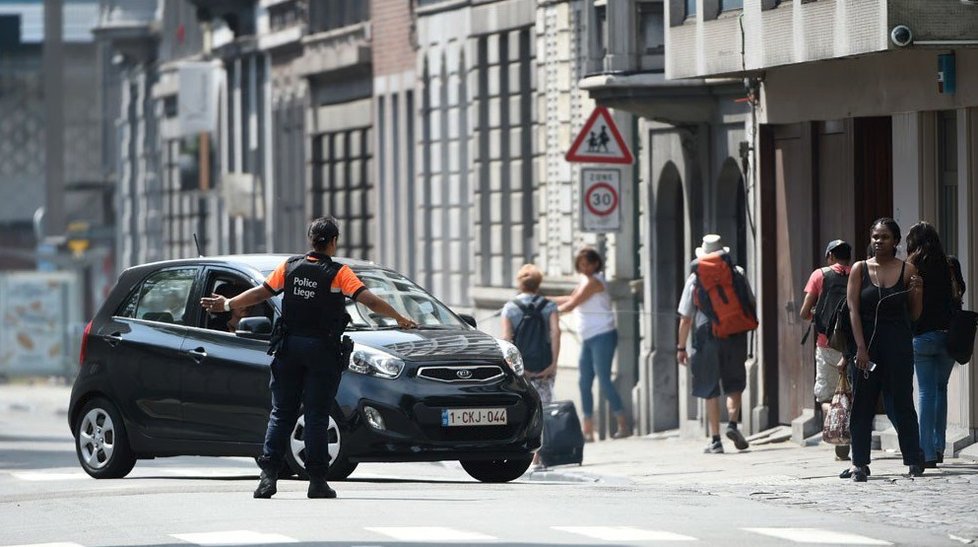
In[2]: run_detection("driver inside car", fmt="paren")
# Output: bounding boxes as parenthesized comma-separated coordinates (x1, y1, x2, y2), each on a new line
(210, 284, 256, 333)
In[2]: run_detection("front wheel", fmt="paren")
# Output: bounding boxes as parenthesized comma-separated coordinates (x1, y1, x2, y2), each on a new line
(74, 398, 136, 479)
(285, 413, 358, 481)
(460, 456, 533, 483)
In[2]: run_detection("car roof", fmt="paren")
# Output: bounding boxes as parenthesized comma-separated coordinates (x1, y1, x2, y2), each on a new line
(121, 254, 381, 277)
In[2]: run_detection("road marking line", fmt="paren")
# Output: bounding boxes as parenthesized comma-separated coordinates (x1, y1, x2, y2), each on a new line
(366, 527, 497, 542)
(553, 526, 698, 542)
(170, 530, 298, 545)
(9, 472, 89, 481)
(743, 528, 892, 545)
(2, 543, 85, 547)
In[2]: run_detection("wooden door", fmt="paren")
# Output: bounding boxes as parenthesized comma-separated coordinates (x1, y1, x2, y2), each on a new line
(772, 123, 817, 425)
(816, 120, 856, 255)
(854, 117, 894, 255)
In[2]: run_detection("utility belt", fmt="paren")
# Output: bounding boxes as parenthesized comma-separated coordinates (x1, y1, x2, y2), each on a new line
(267, 319, 354, 370)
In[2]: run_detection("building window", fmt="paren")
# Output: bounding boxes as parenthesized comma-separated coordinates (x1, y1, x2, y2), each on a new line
(686, 0, 697, 18)
(638, 3, 665, 54)
(937, 110, 958, 256)
(595, 5, 607, 57)
(312, 128, 374, 260)
(720, 0, 743, 10)
(309, 0, 370, 34)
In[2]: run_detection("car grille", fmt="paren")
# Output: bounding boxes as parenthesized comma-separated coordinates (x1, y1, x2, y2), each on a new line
(416, 365, 505, 383)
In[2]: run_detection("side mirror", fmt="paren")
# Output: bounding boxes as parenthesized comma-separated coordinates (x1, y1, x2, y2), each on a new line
(459, 314, 477, 328)
(236, 317, 272, 340)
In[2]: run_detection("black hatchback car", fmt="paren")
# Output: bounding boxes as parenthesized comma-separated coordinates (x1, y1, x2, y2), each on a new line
(69, 255, 542, 483)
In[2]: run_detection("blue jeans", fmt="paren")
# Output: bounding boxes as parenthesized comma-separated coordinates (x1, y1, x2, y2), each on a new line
(914, 330, 955, 462)
(578, 329, 624, 418)
(259, 335, 342, 477)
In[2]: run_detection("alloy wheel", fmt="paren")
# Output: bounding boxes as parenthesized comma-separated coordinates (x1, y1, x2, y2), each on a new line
(78, 408, 116, 470)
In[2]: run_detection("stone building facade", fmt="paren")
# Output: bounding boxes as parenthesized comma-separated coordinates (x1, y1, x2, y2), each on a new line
(665, 0, 978, 451)
(95, 0, 648, 437)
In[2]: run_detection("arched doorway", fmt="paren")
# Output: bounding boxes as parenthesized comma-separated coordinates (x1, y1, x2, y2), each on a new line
(715, 158, 747, 268)
(650, 162, 685, 431)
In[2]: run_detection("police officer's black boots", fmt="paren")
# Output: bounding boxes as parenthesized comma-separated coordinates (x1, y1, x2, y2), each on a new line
(253, 469, 278, 499)
(307, 475, 337, 499)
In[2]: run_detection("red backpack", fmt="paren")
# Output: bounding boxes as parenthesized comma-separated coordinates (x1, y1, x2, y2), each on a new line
(692, 252, 758, 338)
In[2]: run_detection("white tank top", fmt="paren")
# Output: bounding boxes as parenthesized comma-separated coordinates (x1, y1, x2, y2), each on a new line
(575, 272, 616, 340)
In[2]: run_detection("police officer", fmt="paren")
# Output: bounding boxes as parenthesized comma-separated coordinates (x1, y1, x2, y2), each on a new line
(201, 217, 417, 499)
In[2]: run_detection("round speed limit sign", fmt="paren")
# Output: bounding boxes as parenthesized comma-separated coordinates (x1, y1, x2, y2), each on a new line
(581, 168, 621, 232)
(585, 182, 618, 216)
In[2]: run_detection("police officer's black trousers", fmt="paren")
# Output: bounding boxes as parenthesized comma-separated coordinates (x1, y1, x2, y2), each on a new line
(848, 321, 923, 468)
(259, 335, 342, 478)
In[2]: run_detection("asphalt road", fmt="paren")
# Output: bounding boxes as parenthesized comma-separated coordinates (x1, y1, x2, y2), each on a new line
(0, 388, 963, 547)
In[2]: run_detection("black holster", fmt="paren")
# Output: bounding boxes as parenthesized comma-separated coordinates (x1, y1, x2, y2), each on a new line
(267, 319, 287, 356)
(339, 335, 354, 370)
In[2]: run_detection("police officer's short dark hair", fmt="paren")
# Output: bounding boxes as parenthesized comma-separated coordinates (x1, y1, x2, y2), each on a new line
(308, 217, 339, 249)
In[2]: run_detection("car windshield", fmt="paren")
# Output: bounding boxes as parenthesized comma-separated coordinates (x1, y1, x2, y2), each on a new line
(260, 266, 465, 329)
(347, 268, 465, 329)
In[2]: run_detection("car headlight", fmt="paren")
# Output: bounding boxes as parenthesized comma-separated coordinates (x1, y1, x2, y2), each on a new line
(495, 339, 525, 377)
(349, 344, 405, 379)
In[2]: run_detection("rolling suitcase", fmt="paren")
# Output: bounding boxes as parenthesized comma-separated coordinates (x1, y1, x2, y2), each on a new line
(538, 400, 585, 467)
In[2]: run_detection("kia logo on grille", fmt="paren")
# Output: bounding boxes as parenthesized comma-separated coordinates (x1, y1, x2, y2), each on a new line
(456, 369, 473, 379)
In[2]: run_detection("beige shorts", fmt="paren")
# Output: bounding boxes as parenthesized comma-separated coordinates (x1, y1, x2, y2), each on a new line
(814, 346, 843, 403)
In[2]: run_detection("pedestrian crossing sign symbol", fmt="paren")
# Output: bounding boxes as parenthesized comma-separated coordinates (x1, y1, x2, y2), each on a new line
(565, 106, 634, 164)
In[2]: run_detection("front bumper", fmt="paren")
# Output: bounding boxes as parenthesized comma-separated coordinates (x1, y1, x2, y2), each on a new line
(335, 369, 543, 462)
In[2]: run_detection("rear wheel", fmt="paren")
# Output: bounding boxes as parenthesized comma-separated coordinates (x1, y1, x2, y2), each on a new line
(460, 456, 533, 483)
(74, 398, 136, 479)
(285, 413, 358, 481)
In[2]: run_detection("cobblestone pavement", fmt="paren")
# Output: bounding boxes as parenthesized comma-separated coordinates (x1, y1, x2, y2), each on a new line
(540, 434, 978, 543)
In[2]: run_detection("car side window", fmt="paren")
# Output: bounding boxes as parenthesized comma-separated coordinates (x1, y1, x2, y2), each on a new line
(127, 268, 199, 325)
(200, 273, 274, 332)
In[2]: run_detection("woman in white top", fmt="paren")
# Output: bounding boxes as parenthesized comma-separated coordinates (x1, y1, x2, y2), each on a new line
(555, 247, 630, 441)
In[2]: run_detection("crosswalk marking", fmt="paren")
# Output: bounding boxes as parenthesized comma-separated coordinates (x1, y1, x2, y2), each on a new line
(744, 528, 892, 545)
(553, 526, 698, 542)
(9, 472, 89, 481)
(366, 527, 497, 542)
(170, 531, 298, 545)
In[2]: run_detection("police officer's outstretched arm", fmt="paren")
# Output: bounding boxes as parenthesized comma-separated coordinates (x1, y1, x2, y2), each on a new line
(355, 290, 417, 329)
(201, 285, 274, 314)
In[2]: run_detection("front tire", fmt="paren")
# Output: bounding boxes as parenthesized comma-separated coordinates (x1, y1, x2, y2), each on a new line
(74, 398, 136, 479)
(460, 456, 533, 483)
(285, 413, 358, 481)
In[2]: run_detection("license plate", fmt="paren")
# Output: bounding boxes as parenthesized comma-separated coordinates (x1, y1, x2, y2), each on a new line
(441, 407, 507, 427)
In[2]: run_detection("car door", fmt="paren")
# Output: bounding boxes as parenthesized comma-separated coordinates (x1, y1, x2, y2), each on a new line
(99, 266, 200, 440)
(179, 267, 276, 444)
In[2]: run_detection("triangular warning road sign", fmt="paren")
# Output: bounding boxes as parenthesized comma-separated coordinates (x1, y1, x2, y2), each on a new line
(565, 107, 634, 164)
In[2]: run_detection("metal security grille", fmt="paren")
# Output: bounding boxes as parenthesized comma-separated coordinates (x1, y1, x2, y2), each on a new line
(161, 138, 208, 260)
(474, 28, 536, 288)
(311, 128, 373, 260)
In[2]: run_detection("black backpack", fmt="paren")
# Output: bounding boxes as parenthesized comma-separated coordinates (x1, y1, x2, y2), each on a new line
(813, 267, 849, 344)
(512, 296, 553, 373)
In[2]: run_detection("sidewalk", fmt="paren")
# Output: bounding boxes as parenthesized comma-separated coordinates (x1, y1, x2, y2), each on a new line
(531, 432, 978, 543)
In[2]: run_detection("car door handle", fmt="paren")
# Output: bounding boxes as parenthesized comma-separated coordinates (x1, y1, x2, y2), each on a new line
(186, 347, 207, 363)
(103, 333, 123, 347)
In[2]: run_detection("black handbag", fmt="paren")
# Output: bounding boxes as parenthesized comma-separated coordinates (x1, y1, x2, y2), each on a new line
(945, 259, 976, 365)
(947, 310, 978, 365)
